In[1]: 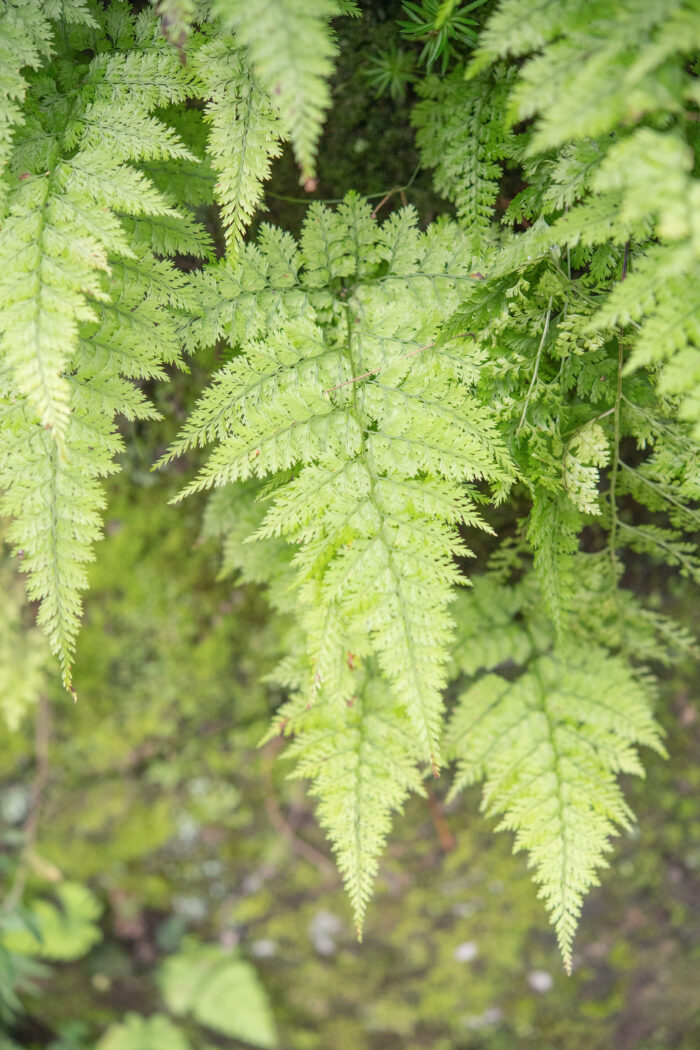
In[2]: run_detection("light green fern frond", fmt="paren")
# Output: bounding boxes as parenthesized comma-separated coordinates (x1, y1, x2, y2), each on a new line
(471, 0, 700, 435)
(212, 0, 338, 180)
(193, 37, 282, 250)
(526, 490, 581, 635)
(0, 30, 196, 440)
(0, 390, 116, 687)
(449, 573, 542, 676)
(446, 646, 664, 970)
(170, 195, 514, 762)
(0, 4, 207, 682)
(413, 66, 512, 257)
(0, 0, 96, 194)
(287, 673, 425, 933)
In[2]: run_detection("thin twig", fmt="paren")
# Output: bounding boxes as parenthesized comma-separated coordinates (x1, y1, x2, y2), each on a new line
(619, 460, 700, 526)
(617, 520, 699, 577)
(262, 741, 335, 876)
(2, 695, 51, 914)
(561, 405, 615, 445)
(516, 296, 553, 436)
(371, 187, 398, 218)
(608, 243, 629, 579)
(266, 161, 422, 209)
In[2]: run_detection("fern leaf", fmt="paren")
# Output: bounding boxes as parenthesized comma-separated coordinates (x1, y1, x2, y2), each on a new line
(526, 491, 582, 636)
(212, 0, 338, 180)
(171, 197, 513, 764)
(0, 5, 205, 680)
(413, 67, 511, 257)
(0, 393, 116, 688)
(0, 2, 97, 193)
(446, 647, 664, 970)
(193, 37, 282, 250)
(450, 575, 538, 676)
(287, 674, 425, 933)
(0, 174, 84, 440)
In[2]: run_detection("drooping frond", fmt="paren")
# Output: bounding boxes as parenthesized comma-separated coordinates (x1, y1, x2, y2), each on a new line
(287, 673, 425, 932)
(169, 194, 514, 763)
(527, 489, 582, 635)
(0, 3, 207, 682)
(412, 66, 512, 258)
(0, 26, 196, 439)
(470, 0, 700, 435)
(212, 0, 338, 180)
(192, 36, 282, 250)
(449, 573, 541, 677)
(446, 645, 664, 970)
(0, 388, 118, 687)
(0, 0, 694, 970)
(443, 202, 700, 635)
(0, 0, 96, 193)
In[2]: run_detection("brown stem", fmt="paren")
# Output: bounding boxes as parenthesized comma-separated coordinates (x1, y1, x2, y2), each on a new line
(425, 783, 456, 853)
(371, 187, 400, 219)
(2, 694, 51, 913)
(262, 741, 335, 876)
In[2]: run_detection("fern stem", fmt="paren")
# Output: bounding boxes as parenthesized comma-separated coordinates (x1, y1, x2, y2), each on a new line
(265, 161, 422, 208)
(516, 296, 552, 436)
(617, 521, 700, 579)
(608, 243, 629, 580)
(619, 461, 700, 527)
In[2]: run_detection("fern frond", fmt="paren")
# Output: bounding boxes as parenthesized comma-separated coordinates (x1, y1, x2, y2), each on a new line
(0, 33, 196, 439)
(212, 0, 338, 180)
(174, 226, 310, 358)
(446, 646, 664, 970)
(526, 491, 581, 635)
(0, 390, 117, 687)
(0, 1, 96, 194)
(0, 5, 206, 680)
(449, 574, 541, 677)
(413, 67, 512, 257)
(193, 37, 282, 250)
(171, 195, 514, 764)
(287, 674, 425, 933)
(471, 0, 700, 437)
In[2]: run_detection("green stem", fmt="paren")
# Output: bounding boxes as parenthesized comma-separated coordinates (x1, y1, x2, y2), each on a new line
(608, 243, 629, 581)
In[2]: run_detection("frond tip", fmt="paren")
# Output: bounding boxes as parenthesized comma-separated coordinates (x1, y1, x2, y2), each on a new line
(287, 675, 425, 933)
(446, 647, 664, 970)
(213, 0, 338, 180)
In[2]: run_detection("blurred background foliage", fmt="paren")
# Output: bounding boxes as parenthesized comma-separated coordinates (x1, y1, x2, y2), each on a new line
(0, 1, 699, 1047)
